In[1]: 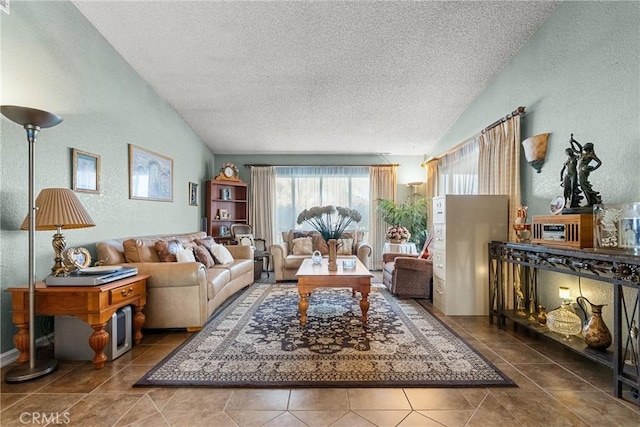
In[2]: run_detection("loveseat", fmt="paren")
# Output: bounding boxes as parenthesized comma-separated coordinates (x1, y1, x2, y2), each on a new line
(270, 230, 372, 281)
(96, 231, 253, 330)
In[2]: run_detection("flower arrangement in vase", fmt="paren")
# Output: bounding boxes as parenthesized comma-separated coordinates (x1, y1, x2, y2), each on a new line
(296, 205, 362, 241)
(386, 225, 410, 243)
(296, 205, 362, 271)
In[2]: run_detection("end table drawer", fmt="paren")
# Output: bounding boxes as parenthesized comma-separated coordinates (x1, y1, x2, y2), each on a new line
(110, 281, 144, 304)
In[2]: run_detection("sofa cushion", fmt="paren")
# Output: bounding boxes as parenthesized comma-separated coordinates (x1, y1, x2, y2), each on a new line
(213, 259, 253, 280)
(155, 239, 183, 262)
(292, 237, 313, 255)
(193, 245, 215, 268)
(209, 244, 234, 264)
(122, 238, 161, 263)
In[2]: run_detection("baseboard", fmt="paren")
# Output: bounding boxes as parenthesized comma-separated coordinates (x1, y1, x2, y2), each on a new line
(0, 334, 54, 368)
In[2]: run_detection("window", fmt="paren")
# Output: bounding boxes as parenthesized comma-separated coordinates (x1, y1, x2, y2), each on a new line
(275, 166, 370, 234)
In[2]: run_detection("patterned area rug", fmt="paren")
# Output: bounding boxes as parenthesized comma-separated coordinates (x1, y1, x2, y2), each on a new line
(135, 283, 515, 388)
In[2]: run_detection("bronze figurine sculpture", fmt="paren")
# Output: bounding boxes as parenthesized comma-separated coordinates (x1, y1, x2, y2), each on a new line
(561, 134, 602, 212)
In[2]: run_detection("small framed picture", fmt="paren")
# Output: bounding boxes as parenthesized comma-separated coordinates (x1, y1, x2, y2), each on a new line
(220, 188, 231, 200)
(189, 182, 198, 206)
(72, 149, 100, 193)
(218, 208, 229, 219)
(619, 218, 640, 249)
(63, 247, 92, 270)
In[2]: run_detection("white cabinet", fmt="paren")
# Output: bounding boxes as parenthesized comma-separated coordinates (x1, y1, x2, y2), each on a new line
(431, 195, 508, 315)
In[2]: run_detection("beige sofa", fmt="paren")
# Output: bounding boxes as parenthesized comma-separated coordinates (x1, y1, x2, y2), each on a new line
(96, 231, 253, 330)
(270, 230, 372, 282)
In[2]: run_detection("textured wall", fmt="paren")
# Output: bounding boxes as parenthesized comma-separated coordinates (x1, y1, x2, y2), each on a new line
(432, 2, 639, 329)
(0, 2, 214, 353)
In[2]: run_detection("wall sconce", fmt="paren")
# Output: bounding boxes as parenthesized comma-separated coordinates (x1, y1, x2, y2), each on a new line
(522, 133, 549, 173)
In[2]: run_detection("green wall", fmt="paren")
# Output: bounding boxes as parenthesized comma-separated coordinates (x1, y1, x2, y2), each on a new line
(432, 1, 639, 331)
(0, 2, 214, 354)
(432, 1, 640, 216)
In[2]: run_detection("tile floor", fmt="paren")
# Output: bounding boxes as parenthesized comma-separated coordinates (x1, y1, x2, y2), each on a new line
(2, 287, 640, 426)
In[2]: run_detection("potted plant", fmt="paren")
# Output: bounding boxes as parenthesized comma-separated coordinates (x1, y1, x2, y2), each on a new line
(376, 195, 429, 247)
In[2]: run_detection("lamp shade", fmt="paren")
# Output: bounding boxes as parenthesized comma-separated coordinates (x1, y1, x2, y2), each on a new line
(521, 133, 549, 173)
(21, 188, 95, 231)
(1, 105, 63, 128)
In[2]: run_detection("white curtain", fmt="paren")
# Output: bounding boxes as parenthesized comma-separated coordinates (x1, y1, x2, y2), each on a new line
(370, 165, 397, 269)
(250, 166, 276, 254)
(437, 137, 480, 195)
(274, 166, 370, 236)
(479, 116, 521, 242)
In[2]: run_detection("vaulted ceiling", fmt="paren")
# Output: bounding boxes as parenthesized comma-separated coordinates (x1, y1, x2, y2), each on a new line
(74, 1, 559, 155)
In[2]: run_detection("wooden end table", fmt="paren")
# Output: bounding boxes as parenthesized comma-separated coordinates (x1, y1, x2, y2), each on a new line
(6, 274, 148, 369)
(295, 258, 372, 326)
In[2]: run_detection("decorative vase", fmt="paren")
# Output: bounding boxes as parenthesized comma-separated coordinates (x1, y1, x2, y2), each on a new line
(513, 205, 532, 243)
(311, 250, 323, 264)
(327, 239, 338, 271)
(577, 297, 612, 350)
(537, 305, 547, 325)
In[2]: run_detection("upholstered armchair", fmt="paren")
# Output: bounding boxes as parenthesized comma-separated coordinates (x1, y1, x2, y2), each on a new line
(382, 252, 433, 299)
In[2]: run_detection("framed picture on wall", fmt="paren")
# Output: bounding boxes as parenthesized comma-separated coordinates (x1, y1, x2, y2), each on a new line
(72, 149, 100, 193)
(128, 144, 173, 202)
(189, 182, 198, 206)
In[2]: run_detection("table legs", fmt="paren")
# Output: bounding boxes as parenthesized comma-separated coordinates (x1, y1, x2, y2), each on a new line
(360, 291, 370, 324)
(299, 292, 309, 326)
(298, 289, 370, 326)
(13, 322, 30, 364)
(89, 323, 109, 369)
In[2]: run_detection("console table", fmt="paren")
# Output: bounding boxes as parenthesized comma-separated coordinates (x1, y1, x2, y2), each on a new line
(7, 275, 148, 369)
(488, 242, 639, 406)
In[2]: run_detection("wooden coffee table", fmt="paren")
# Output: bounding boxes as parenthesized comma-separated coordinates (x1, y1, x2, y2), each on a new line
(295, 258, 372, 326)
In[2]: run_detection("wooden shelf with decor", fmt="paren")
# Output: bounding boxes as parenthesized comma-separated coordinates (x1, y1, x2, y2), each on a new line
(205, 179, 248, 244)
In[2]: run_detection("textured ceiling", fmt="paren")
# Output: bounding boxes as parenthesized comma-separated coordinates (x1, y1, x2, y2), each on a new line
(73, 1, 559, 155)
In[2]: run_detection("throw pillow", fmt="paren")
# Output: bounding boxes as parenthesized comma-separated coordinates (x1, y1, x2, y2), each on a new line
(420, 235, 434, 259)
(194, 236, 217, 249)
(292, 237, 313, 255)
(193, 245, 215, 268)
(182, 241, 198, 250)
(337, 238, 353, 255)
(311, 233, 329, 255)
(176, 247, 196, 263)
(122, 238, 142, 263)
(155, 239, 183, 262)
(122, 238, 161, 263)
(209, 244, 235, 264)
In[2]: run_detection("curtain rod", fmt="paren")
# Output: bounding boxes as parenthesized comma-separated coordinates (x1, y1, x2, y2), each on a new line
(421, 105, 525, 166)
(243, 163, 399, 168)
(481, 106, 525, 134)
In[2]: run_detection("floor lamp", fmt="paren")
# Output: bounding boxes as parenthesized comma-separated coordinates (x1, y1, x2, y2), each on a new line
(2, 105, 63, 382)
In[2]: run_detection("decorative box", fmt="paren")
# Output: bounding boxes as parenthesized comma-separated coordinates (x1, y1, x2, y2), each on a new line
(531, 214, 593, 249)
